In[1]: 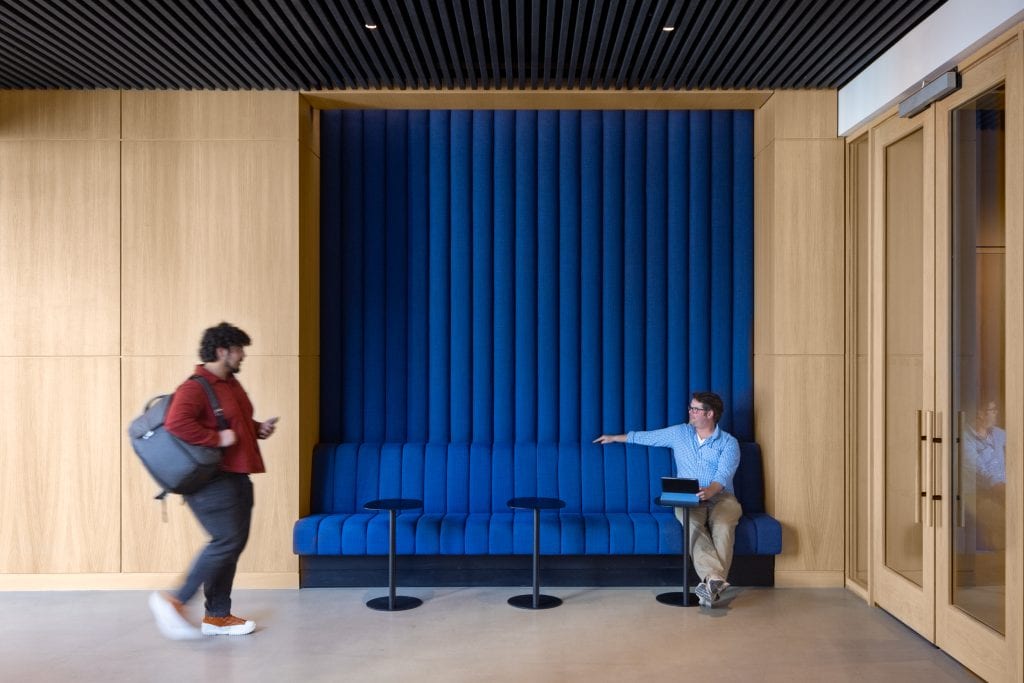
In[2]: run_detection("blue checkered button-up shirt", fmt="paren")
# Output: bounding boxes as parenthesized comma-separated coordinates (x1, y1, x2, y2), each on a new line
(626, 423, 740, 494)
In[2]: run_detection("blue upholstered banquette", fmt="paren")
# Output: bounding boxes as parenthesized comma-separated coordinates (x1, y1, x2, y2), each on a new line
(294, 442, 781, 561)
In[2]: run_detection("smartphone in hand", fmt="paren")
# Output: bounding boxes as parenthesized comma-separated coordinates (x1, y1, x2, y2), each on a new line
(259, 416, 279, 439)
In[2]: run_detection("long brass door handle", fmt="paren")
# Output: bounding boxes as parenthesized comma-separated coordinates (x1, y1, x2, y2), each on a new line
(931, 411, 942, 529)
(956, 411, 965, 528)
(916, 409, 924, 525)
(924, 409, 933, 528)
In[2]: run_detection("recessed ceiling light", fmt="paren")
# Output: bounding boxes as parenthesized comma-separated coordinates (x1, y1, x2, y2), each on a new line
(662, 26, 674, 32)
(365, 22, 378, 30)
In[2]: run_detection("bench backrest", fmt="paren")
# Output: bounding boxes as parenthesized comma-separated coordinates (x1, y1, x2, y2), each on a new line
(310, 442, 765, 515)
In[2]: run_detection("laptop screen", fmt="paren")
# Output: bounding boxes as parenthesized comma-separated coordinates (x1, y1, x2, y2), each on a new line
(661, 477, 699, 494)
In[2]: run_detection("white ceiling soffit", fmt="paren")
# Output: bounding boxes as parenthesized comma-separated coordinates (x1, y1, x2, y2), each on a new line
(837, 0, 1024, 136)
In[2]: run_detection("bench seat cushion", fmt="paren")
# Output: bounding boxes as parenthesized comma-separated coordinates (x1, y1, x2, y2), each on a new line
(295, 508, 781, 556)
(294, 441, 781, 557)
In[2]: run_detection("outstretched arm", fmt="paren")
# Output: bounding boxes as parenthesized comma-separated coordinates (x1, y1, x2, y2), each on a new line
(593, 434, 627, 444)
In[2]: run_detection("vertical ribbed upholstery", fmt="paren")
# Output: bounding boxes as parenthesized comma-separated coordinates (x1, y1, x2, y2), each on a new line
(307, 109, 765, 557)
(385, 112, 409, 443)
(406, 113, 430, 442)
(320, 108, 754, 442)
(293, 441, 783, 556)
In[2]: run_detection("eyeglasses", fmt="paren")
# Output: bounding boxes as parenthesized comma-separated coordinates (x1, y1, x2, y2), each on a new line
(688, 406, 708, 413)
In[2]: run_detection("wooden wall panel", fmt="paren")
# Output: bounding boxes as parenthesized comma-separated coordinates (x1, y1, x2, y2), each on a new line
(753, 354, 777, 513)
(754, 90, 836, 153)
(120, 140, 299, 357)
(121, 356, 299, 573)
(771, 139, 846, 356)
(298, 356, 319, 517)
(0, 90, 119, 139)
(299, 142, 320, 358)
(754, 143, 775, 356)
(235, 354, 299, 573)
(0, 140, 120, 356)
(754, 90, 845, 586)
(120, 357, 207, 571)
(298, 96, 321, 518)
(771, 355, 846, 572)
(118, 91, 302, 584)
(304, 89, 771, 111)
(122, 91, 297, 140)
(0, 358, 120, 573)
(753, 94, 775, 156)
(0, 90, 304, 587)
(299, 96, 320, 157)
(769, 90, 838, 141)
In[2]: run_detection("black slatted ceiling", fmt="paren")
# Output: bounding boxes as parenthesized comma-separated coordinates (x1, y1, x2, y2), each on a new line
(0, 0, 947, 91)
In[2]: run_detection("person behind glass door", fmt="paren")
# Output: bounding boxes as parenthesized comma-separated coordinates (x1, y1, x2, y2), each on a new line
(593, 391, 742, 607)
(961, 398, 1006, 554)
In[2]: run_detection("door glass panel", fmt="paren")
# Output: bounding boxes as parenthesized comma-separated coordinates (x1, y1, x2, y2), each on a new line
(884, 129, 924, 586)
(951, 85, 1005, 634)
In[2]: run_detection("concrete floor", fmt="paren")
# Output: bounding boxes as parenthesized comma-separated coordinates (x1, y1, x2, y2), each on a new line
(0, 586, 979, 682)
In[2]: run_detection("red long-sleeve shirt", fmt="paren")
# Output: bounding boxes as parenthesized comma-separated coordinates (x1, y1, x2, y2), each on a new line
(164, 365, 266, 474)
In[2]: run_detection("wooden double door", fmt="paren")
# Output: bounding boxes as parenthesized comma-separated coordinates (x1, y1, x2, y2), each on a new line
(870, 40, 1022, 681)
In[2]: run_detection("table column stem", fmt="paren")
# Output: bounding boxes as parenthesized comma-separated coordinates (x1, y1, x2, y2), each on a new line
(533, 508, 541, 608)
(682, 507, 690, 606)
(388, 509, 397, 609)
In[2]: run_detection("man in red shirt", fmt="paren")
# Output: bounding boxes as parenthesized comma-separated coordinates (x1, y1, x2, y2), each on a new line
(147, 322, 277, 639)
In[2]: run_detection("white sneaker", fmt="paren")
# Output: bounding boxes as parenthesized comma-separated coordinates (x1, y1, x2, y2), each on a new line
(148, 592, 201, 640)
(694, 580, 713, 607)
(708, 578, 730, 603)
(201, 614, 256, 636)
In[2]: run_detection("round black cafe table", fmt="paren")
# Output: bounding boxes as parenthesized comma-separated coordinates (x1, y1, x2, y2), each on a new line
(506, 497, 566, 609)
(653, 496, 703, 607)
(363, 498, 423, 611)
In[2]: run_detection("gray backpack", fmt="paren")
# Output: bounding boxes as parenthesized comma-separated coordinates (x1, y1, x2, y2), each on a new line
(128, 375, 227, 499)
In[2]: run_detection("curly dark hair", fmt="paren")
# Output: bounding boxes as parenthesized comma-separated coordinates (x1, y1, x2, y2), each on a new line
(198, 322, 252, 362)
(692, 391, 725, 425)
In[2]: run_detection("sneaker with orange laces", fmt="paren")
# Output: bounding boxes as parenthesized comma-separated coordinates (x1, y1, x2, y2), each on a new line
(201, 614, 256, 636)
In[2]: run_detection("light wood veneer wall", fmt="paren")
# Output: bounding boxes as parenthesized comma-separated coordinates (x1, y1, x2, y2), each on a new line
(0, 90, 305, 588)
(754, 91, 847, 587)
(1, 87, 843, 588)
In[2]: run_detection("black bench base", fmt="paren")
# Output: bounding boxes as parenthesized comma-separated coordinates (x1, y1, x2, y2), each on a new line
(299, 554, 774, 588)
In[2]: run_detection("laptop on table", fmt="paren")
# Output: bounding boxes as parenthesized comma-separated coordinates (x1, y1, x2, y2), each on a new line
(659, 476, 701, 505)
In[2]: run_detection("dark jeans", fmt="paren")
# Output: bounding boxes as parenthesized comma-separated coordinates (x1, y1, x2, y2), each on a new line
(174, 472, 254, 617)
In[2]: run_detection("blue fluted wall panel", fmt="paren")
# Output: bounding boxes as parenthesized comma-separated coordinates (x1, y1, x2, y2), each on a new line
(450, 111, 472, 445)
(385, 111, 408, 443)
(321, 109, 755, 444)
(558, 111, 581, 444)
(406, 112, 429, 442)
(579, 112, 603, 444)
(731, 114, 755, 438)
(340, 112, 364, 442)
(493, 112, 516, 443)
(428, 111, 451, 444)
(471, 112, 495, 445)
(362, 111, 386, 443)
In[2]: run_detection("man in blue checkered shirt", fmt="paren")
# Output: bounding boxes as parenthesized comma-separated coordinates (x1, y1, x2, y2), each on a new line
(594, 391, 741, 607)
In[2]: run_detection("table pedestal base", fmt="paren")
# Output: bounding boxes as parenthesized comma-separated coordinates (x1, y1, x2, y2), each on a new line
(507, 594, 562, 610)
(366, 595, 422, 611)
(655, 590, 699, 607)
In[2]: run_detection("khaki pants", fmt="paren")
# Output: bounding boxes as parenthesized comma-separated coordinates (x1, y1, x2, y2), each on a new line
(674, 492, 742, 582)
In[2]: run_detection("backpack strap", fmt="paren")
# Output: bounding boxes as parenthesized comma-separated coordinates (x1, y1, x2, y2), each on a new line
(190, 375, 230, 431)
